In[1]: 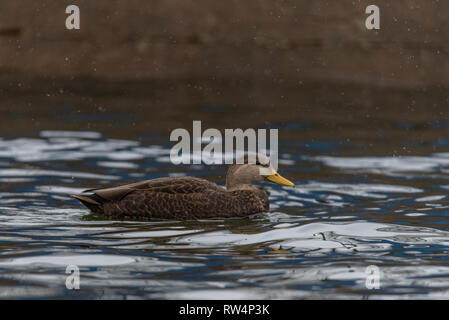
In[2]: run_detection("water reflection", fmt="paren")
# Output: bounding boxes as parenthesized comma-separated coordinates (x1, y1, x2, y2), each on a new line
(1, 130, 449, 299)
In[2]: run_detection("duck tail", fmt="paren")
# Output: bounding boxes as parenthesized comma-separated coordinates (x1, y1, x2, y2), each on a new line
(71, 194, 104, 213)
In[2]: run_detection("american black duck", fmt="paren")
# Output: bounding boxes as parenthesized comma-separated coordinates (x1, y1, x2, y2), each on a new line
(73, 153, 294, 220)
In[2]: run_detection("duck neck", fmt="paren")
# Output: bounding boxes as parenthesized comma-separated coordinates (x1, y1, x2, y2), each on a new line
(226, 167, 252, 190)
(226, 174, 238, 190)
(226, 167, 241, 190)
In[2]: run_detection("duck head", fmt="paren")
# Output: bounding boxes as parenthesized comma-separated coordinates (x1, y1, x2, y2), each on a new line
(226, 153, 295, 190)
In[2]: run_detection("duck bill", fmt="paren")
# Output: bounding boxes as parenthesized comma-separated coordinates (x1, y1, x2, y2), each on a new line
(265, 170, 295, 187)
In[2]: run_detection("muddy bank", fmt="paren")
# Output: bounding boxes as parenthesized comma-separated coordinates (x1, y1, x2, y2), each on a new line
(0, 0, 448, 87)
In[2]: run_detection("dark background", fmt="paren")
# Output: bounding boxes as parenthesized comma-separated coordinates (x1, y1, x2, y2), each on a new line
(0, 0, 447, 155)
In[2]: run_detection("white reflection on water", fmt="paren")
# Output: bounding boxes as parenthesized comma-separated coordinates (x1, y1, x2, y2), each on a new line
(313, 154, 449, 173)
(0, 131, 449, 299)
(0, 135, 166, 162)
(171, 221, 449, 251)
(3, 214, 449, 299)
(0, 169, 117, 180)
(40, 131, 103, 139)
(299, 182, 422, 199)
(0, 254, 137, 266)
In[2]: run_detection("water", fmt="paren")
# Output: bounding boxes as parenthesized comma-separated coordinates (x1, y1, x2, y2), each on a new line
(2, 125, 449, 300)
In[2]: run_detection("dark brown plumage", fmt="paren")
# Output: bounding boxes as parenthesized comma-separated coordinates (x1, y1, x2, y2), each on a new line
(72, 153, 294, 220)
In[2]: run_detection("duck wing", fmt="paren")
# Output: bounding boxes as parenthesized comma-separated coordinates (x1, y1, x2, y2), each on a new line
(91, 177, 222, 199)
(72, 177, 223, 211)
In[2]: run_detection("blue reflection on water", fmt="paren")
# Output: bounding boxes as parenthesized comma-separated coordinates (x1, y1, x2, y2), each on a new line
(0, 126, 449, 299)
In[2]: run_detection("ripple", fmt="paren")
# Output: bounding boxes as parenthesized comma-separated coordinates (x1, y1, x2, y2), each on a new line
(302, 182, 422, 198)
(1, 131, 449, 299)
(0, 169, 118, 180)
(312, 154, 449, 174)
(172, 221, 449, 252)
(40, 131, 102, 139)
(0, 254, 137, 266)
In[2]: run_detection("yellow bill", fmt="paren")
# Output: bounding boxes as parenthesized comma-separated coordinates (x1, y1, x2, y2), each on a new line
(265, 169, 295, 187)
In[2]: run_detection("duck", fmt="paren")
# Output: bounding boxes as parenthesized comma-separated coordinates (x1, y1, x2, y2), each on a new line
(72, 153, 295, 220)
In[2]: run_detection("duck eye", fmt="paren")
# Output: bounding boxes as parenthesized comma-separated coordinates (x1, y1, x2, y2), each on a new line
(256, 161, 269, 167)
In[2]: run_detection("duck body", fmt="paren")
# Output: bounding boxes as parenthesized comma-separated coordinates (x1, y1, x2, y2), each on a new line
(73, 153, 294, 220)
(73, 176, 269, 220)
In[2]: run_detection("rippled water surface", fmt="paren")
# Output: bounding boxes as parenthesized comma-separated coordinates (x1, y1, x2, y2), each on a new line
(2, 128, 449, 299)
